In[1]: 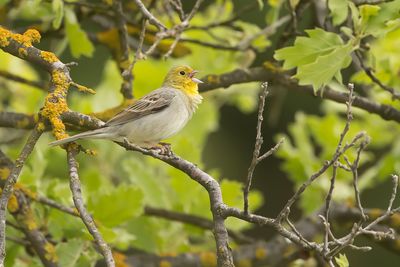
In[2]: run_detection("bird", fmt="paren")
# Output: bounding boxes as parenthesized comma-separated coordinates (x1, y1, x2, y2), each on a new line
(49, 65, 203, 148)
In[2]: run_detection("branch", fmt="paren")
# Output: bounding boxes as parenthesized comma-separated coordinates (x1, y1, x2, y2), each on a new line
(119, 141, 234, 267)
(66, 147, 115, 267)
(0, 126, 43, 265)
(0, 70, 47, 91)
(198, 66, 400, 123)
(132, 0, 167, 31)
(243, 83, 284, 214)
(144, 206, 254, 244)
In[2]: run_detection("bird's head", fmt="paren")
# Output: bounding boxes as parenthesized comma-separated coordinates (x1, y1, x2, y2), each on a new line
(162, 65, 203, 96)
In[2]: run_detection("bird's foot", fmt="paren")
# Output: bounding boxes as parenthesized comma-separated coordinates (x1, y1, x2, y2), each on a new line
(150, 142, 172, 156)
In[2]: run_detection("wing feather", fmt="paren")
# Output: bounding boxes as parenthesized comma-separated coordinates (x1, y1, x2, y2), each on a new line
(105, 88, 176, 127)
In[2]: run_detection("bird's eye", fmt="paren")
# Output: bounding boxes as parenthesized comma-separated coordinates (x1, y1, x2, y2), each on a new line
(179, 71, 185, 75)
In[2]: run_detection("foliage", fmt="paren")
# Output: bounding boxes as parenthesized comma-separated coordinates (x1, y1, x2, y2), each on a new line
(1, 0, 400, 266)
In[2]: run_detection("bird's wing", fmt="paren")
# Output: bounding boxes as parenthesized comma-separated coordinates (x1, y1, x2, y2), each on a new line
(105, 88, 176, 127)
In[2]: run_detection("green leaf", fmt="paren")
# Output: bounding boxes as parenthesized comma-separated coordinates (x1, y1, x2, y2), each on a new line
(88, 185, 143, 227)
(328, 0, 349, 25)
(64, 8, 94, 58)
(56, 239, 85, 267)
(52, 0, 64, 29)
(274, 28, 345, 70)
(360, 4, 381, 21)
(335, 254, 349, 267)
(294, 42, 353, 91)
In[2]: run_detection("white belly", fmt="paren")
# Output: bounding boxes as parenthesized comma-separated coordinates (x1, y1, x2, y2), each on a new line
(118, 94, 191, 146)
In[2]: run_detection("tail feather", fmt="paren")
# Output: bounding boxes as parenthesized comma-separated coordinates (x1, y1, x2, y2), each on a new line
(49, 129, 110, 147)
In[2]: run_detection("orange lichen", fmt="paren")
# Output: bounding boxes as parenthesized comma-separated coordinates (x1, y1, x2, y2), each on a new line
(40, 51, 59, 63)
(7, 193, 19, 213)
(254, 247, 267, 260)
(1, 28, 41, 47)
(113, 251, 130, 267)
(41, 69, 70, 140)
(0, 27, 11, 47)
(44, 242, 58, 263)
(200, 252, 217, 267)
(23, 29, 41, 43)
(159, 260, 172, 267)
(0, 167, 10, 180)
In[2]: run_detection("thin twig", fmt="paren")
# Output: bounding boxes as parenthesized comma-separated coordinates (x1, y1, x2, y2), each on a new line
(243, 82, 269, 214)
(0, 125, 43, 266)
(355, 50, 400, 100)
(0, 70, 47, 91)
(113, 0, 134, 99)
(132, 0, 167, 31)
(67, 147, 115, 267)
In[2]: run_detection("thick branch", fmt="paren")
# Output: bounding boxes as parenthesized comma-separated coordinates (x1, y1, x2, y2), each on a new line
(198, 66, 400, 123)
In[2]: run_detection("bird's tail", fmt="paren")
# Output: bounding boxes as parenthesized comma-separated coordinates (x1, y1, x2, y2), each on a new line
(49, 128, 112, 147)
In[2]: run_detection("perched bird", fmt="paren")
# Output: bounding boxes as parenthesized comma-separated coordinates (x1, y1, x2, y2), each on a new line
(50, 65, 203, 148)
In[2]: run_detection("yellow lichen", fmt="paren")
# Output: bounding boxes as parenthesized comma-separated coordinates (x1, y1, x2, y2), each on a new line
(7, 193, 19, 213)
(200, 252, 217, 267)
(40, 51, 59, 63)
(14, 183, 37, 200)
(21, 208, 38, 230)
(41, 69, 70, 140)
(72, 83, 96, 94)
(207, 75, 220, 84)
(113, 251, 130, 267)
(0, 26, 12, 47)
(44, 242, 58, 263)
(18, 47, 28, 58)
(254, 247, 267, 260)
(3, 28, 41, 47)
(368, 208, 383, 220)
(23, 29, 41, 43)
(37, 122, 45, 131)
(0, 167, 10, 180)
(159, 260, 172, 267)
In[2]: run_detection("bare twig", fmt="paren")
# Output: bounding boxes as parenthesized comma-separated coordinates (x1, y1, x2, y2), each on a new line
(0, 70, 47, 91)
(67, 147, 115, 267)
(355, 50, 400, 100)
(132, 0, 167, 31)
(0, 125, 43, 265)
(113, 0, 134, 99)
(243, 83, 283, 214)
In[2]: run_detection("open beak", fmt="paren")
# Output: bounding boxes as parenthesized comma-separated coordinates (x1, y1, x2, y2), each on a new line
(189, 70, 203, 83)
